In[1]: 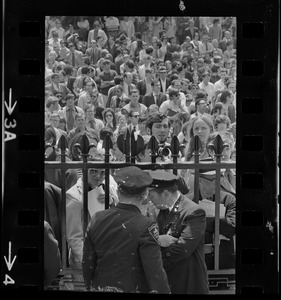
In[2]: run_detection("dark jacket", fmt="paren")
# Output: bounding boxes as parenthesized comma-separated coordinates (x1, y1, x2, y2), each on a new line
(44, 182, 63, 253)
(141, 92, 167, 108)
(157, 194, 209, 294)
(44, 221, 61, 286)
(82, 203, 171, 293)
(185, 26, 199, 40)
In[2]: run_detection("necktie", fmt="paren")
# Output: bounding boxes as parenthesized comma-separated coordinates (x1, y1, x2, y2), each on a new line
(67, 108, 75, 131)
(71, 52, 75, 67)
(94, 30, 98, 41)
(155, 94, 159, 105)
(205, 42, 208, 52)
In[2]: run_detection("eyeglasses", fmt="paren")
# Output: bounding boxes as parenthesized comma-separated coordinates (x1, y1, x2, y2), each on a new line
(132, 115, 140, 118)
(105, 114, 113, 117)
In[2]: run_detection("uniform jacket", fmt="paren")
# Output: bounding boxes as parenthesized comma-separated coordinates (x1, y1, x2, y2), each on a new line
(157, 194, 209, 294)
(82, 203, 171, 293)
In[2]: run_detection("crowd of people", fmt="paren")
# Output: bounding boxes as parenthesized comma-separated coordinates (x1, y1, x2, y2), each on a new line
(44, 16, 237, 293)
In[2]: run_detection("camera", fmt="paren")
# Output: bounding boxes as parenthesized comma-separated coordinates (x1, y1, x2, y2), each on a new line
(157, 145, 171, 158)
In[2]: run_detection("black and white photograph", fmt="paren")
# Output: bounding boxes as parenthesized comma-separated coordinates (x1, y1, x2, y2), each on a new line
(44, 15, 237, 293)
(2, 0, 279, 295)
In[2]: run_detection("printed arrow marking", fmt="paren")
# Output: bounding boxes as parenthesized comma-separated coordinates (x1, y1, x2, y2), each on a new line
(4, 241, 17, 271)
(4, 88, 17, 115)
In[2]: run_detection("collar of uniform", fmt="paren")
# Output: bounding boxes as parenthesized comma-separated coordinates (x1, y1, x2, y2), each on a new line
(116, 202, 141, 214)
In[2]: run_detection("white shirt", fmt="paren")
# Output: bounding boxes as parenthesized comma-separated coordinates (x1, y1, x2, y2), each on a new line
(198, 82, 215, 104)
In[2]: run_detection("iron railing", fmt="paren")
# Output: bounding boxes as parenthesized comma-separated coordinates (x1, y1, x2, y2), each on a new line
(45, 130, 236, 276)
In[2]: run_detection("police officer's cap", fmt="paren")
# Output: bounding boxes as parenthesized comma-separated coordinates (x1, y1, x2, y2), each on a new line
(148, 170, 180, 189)
(114, 166, 153, 194)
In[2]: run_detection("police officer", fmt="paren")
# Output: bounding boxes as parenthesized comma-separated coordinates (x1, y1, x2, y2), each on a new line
(82, 166, 171, 293)
(147, 170, 209, 294)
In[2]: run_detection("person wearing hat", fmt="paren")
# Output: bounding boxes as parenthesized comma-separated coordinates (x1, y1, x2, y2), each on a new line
(82, 166, 171, 293)
(147, 170, 209, 294)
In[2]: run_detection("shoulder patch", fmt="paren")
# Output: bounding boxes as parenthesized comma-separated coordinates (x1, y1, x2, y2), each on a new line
(148, 223, 160, 244)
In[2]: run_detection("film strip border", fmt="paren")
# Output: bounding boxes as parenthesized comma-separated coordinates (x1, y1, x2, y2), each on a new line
(2, 1, 279, 293)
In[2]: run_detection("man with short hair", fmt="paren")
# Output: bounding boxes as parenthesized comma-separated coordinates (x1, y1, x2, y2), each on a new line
(136, 68, 154, 101)
(122, 72, 137, 98)
(66, 153, 118, 272)
(66, 112, 99, 145)
(214, 68, 228, 97)
(159, 88, 186, 116)
(141, 80, 167, 108)
(48, 30, 62, 49)
(87, 21, 108, 48)
(77, 80, 97, 111)
(45, 96, 60, 126)
(138, 55, 152, 81)
(48, 18, 65, 40)
(66, 43, 84, 75)
(198, 72, 216, 108)
(85, 39, 101, 67)
(58, 93, 84, 132)
(157, 66, 171, 94)
(49, 112, 67, 146)
(45, 73, 71, 98)
(82, 166, 171, 293)
(147, 170, 209, 294)
(84, 104, 104, 136)
(99, 59, 118, 106)
(122, 89, 147, 116)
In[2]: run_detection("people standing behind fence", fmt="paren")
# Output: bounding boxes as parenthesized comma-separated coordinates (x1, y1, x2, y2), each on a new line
(137, 112, 171, 163)
(146, 170, 209, 294)
(82, 166, 171, 293)
(66, 153, 118, 270)
(66, 112, 99, 147)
